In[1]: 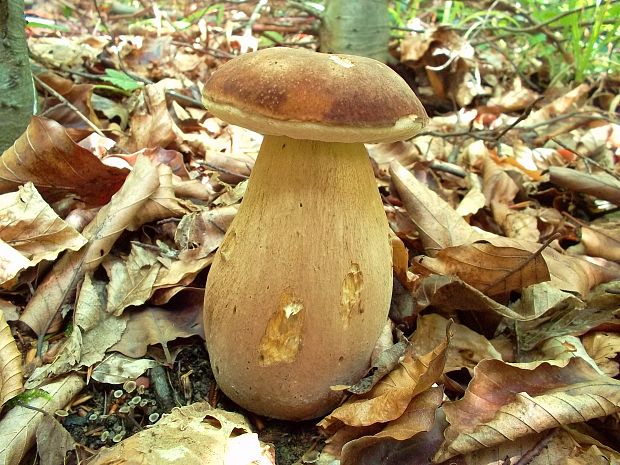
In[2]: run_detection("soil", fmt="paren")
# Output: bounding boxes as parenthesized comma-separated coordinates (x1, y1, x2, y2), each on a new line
(61, 340, 323, 465)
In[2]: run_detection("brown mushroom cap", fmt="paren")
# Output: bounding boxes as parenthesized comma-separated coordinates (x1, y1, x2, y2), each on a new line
(203, 47, 428, 144)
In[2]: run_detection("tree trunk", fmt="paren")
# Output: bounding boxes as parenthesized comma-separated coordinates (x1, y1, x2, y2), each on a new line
(319, 0, 390, 62)
(0, 0, 34, 152)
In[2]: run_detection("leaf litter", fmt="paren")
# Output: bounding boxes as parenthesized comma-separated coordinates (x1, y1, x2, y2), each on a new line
(0, 2, 619, 465)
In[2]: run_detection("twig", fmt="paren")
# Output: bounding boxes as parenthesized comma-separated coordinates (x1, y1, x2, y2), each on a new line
(482, 232, 561, 295)
(34, 75, 106, 138)
(550, 137, 620, 181)
(514, 429, 560, 465)
(417, 111, 617, 141)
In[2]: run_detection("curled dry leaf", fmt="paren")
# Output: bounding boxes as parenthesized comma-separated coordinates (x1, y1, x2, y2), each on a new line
(0, 238, 31, 288)
(88, 402, 275, 465)
(123, 81, 179, 152)
(19, 155, 160, 335)
(417, 241, 550, 296)
(334, 387, 444, 465)
(0, 183, 87, 267)
(411, 313, 502, 374)
(435, 357, 620, 462)
(103, 244, 162, 316)
(583, 331, 620, 377)
(389, 160, 486, 254)
(319, 329, 449, 429)
(391, 160, 620, 297)
(0, 374, 84, 465)
(549, 166, 620, 206)
(569, 221, 620, 262)
(516, 281, 620, 351)
(0, 311, 23, 411)
(110, 305, 203, 360)
(0, 116, 127, 206)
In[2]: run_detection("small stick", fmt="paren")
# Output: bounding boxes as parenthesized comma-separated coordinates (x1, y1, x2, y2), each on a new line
(34, 75, 106, 138)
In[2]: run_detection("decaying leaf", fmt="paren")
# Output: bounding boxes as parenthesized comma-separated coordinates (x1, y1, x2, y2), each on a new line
(319, 330, 448, 429)
(0, 116, 127, 206)
(90, 353, 158, 384)
(0, 374, 84, 465)
(549, 166, 620, 205)
(36, 415, 77, 465)
(110, 305, 203, 361)
(0, 183, 87, 267)
(0, 312, 23, 411)
(87, 402, 275, 465)
(104, 244, 162, 316)
(435, 357, 620, 461)
(19, 155, 160, 335)
(410, 314, 502, 373)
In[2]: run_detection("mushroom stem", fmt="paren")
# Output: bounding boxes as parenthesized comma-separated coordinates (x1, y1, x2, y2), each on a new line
(204, 135, 393, 420)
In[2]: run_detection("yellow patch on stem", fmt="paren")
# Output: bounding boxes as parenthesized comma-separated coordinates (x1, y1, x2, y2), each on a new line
(259, 291, 304, 366)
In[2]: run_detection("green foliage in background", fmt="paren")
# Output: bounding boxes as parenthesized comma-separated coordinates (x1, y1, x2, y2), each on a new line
(389, 0, 620, 85)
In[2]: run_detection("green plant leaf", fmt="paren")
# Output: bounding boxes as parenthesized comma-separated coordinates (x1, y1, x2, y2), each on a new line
(100, 70, 143, 92)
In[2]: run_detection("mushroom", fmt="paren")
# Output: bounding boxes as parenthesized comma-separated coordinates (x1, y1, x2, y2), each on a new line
(202, 47, 428, 420)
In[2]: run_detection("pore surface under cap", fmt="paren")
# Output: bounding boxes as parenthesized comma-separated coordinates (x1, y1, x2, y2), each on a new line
(203, 47, 428, 144)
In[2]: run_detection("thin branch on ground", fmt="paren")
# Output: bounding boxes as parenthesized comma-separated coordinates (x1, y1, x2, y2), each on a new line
(34, 75, 106, 137)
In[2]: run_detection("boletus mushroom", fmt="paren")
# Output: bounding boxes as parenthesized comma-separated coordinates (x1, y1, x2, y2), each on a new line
(203, 47, 428, 420)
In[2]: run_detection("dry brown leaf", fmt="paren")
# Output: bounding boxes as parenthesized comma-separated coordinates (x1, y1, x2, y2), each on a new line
(88, 402, 275, 465)
(0, 238, 31, 288)
(0, 183, 87, 267)
(549, 166, 620, 205)
(390, 160, 485, 254)
(0, 311, 23, 411)
(583, 331, 620, 377)
(124, 81, 179, 152)
(0, 116, 127, 206)
(0, 374, 84, 465)
(36, 415, 76, 465)
(337, 407, 448, 465)
(413, 274, 526, 319)
(461, 428, 614, 465)
(435, 357, 620, 461)
(19, 155, 160, 335)
(319, 331, 448, 429)
(516, 281, 620, 351)
(569, 221, 620, 261)
(129, 162, 199, 230)
(37, 72, 100, 129)
(411, 314, 502, 373)
(391, 160, 620, 296)
(417, 241, 550, 296)
(455, 173, 486, 217)
(103, 244, 162, 316)
(25, 274, 127, 389)
(522, 83, 591, 127)
(110, 305, 203, 360)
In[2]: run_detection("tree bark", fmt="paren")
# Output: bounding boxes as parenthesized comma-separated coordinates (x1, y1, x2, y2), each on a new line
(0, 0, 34, 152)
(319, 0, 390, 62)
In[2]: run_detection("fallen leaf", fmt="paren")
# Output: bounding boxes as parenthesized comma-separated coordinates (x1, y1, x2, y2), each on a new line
(87, 402, 275, 465)
(319, 331, 448, 429)
(549, 166, 620, 205)
(90, 353, 158, 384)
(0, 183, 87, 266)
(110, 305, 203, 360)
(0, 311, 23, 411)
(417, 240, 550, 296)
(411, 314, 502, 373)
(435, 357, 620, 461)
(19, 155, 160, 335)
(104, 244, 162, 316)
(0, 374, 84, 465)
(36, 415, 76, 465)
(0, 116, 127, 206)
